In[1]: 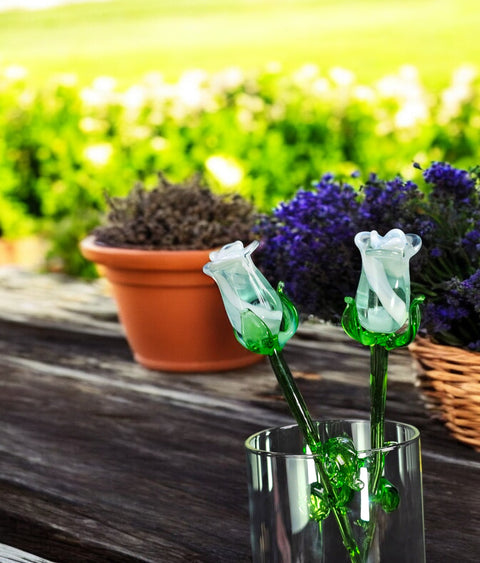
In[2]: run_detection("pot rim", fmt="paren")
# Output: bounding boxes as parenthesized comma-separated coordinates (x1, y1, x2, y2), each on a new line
(80, 235, 216, 270)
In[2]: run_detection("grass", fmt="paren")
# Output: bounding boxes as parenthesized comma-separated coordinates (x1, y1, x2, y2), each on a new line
(0, 0, 479, 89)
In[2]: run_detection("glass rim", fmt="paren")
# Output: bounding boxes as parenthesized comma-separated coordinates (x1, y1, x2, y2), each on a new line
(244, 418, 420, 458)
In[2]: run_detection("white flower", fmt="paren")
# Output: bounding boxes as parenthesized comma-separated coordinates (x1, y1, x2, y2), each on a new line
(80, 87, 106, 107)
(438, 65, 477, 123)
(210, 67, 244, 94)
(79, 117, 107, 134)
(3, 64, 28, 81)
(122, 84, 146, 112)
(92, 75, 117, 93)
(206, 155, 244, 187)
(293, 63, 320, 87)
(150, 136, 169, 152)
(329, 67, 356, 88)
(353, 85, 376, 103)
(83, 143, 113, 167)
(354, 229, 421, 333)
(312, 77, 330, 96)
(203, 241, 282, 337)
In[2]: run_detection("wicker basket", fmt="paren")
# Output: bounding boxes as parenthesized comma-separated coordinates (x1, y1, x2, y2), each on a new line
(409, 336, 480, 451)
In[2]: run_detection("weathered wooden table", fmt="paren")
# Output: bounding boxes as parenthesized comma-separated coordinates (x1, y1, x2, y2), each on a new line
(0, 267, 478, 562)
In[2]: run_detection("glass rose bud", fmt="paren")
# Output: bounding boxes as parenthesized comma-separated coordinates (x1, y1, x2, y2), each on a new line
(354, 229, 421, 334)
(203, 240, 297, 354)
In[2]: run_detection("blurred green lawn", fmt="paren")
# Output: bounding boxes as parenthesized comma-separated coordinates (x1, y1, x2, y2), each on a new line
(0, 0, 479, 89)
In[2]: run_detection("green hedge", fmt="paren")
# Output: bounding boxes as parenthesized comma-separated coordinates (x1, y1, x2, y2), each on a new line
(1, 64, 479, 276)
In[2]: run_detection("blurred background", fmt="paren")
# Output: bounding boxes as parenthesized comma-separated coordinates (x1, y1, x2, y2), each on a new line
(0, 0, 479, 276)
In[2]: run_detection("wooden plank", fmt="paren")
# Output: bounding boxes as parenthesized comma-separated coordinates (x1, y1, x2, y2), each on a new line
(0, 544, 53, 563)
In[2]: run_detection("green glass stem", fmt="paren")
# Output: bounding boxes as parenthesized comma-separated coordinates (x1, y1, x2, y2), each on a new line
(269, 349, 319, 449)
(269, 349, 362, 563)
(358, 344, 390, 560)
(369, 343, 389, 495)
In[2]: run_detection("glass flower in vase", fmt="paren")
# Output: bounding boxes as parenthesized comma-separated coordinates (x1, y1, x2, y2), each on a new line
(204, 233, 425, 563)
(354, 229, 422, 334)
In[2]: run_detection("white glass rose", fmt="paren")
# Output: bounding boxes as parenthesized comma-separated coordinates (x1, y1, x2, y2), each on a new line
(203, 240, 283, 340)
(354, 229, 422, 333)
(203, 240, 298, 353)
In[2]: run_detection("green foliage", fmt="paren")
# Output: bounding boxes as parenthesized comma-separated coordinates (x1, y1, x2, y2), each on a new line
(1, 64, 480, 276)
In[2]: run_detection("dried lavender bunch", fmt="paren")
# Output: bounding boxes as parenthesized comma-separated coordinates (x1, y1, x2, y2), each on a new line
(93, 173, 257, 250)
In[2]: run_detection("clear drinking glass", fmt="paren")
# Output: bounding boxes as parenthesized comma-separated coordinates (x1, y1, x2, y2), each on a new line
(245, 420, 425, 563)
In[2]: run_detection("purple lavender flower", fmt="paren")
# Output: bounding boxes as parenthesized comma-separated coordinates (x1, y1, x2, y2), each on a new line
(423, 161, 476, 204)
(255, 162, 480, 349)
(358, 174, 423, 235)
(421, 274, 480, 349)
(421, 282, 471, 343)
(459, 271, 480, 314)
(462, 227, 480, 261)
(255, 174, 361, 321)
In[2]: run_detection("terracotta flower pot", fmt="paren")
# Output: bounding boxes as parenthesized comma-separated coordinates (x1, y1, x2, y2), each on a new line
(80, 236, 261, 372)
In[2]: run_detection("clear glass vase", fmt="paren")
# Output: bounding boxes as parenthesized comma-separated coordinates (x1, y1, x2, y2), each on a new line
(245, 420, 425, 563)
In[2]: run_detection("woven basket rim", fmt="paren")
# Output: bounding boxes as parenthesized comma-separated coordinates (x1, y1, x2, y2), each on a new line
(410, 336, 480, 452)
(410, 335, 480, 358)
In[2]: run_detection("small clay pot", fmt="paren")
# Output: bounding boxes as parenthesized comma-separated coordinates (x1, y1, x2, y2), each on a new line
(80, 236, 261, 372)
